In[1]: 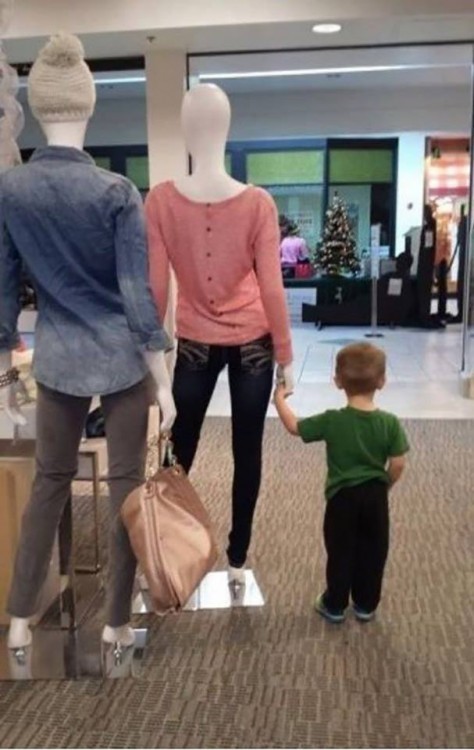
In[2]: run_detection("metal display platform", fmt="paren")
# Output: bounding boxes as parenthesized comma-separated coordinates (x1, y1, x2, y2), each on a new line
(0, 627, 148, 680)
(132, 570, 265, 614)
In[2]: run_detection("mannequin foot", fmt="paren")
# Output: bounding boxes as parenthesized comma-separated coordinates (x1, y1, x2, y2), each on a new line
(8, 617, 32, 650)
(102, 624, 135, 648)
(228, 565, 246, 586)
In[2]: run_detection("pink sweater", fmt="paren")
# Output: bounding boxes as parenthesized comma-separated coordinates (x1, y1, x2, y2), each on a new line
(145, 182, 293, 365)
(281, 236, 308, 265)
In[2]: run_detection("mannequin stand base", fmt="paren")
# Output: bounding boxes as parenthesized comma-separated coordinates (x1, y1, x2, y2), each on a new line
(46, 572, 104, 633)
(132, 570, 265, 614)
(0, 625, 148, 681)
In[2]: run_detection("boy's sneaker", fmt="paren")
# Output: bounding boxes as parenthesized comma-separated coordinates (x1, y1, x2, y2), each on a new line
(352, 604, 375, 622)
(314, 593, 345, 624)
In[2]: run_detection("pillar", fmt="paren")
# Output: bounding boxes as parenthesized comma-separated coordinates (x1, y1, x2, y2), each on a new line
(395, 134, 426, 257)
(145, 50, 188, 360)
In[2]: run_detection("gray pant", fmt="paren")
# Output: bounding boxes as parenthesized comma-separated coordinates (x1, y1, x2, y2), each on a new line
(8, 376, 154, 627)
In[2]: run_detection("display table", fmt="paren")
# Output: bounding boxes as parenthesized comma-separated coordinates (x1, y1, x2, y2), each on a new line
(284, 274, 415, 327)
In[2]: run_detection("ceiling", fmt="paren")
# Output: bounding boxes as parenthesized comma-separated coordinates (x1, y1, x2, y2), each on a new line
(15, 44, 472, 102)
(3, 13, 474, 64)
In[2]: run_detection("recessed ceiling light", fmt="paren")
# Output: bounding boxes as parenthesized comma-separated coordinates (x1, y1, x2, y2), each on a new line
(312, 23, 342, 34)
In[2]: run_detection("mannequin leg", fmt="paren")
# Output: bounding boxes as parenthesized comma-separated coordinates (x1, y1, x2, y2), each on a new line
(171, 340, 222, 472)
(99, 377, 155, 642)
(7, 384, 90, 647)
(226, 338, 274, 568)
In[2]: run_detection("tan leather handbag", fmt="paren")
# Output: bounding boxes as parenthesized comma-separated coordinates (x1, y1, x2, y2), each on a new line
(121, 407, 218, 615)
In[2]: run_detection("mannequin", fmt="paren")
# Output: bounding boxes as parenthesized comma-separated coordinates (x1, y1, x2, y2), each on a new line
(175, 84, 294, 390)
(145, 84, 294, 585)
(0, 120, 175, 429)
(1, 34, 175, 650)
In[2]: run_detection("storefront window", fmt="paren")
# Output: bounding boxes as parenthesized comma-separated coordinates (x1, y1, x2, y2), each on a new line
(271, 184, 324, 251)
(329, 143, 396, 254)
(426, 138, 470, 289)
(92, 156, 111, 171)
(329, 149, 393, 183)
(247, 150, 324, 186)
(243, 149, 325, 249)
(126, 155, 149, 191)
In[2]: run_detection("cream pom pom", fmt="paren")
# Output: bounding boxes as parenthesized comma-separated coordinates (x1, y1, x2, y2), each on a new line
(40, 33, 85, 68)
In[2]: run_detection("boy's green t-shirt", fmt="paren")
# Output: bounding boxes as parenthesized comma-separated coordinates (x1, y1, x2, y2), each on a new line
(298, 406, 409, 499)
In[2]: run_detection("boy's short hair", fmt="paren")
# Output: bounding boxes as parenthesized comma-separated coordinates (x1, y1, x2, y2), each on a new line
(335, 343, 386, 395)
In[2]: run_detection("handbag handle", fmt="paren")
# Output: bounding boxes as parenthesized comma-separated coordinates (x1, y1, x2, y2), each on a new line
(145, 406, 177, 481)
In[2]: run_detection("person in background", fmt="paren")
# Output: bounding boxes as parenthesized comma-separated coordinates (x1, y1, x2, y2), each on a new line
(273, 342, 409, 624)
(280, 216, 309, 267)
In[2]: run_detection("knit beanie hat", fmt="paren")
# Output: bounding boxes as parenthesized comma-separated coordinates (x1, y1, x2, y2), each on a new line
(28, 33, 96, 123)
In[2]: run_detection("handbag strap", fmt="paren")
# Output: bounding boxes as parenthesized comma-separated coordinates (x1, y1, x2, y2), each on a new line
(145, 405, 177, 481)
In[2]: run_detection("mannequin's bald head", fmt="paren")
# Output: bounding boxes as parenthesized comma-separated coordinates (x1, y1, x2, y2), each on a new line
(181, 84, 230, 161)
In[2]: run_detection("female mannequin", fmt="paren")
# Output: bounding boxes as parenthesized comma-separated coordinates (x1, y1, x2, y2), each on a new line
(145, 84, 294, 584)
(0, 34, 175, 650)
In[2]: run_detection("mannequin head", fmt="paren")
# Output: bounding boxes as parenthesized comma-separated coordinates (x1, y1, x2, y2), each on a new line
(28, 33, 96, 149)
(181, 84, 230, 171)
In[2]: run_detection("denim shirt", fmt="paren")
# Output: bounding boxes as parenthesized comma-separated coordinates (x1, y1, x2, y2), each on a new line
(0, 146, 170, 397)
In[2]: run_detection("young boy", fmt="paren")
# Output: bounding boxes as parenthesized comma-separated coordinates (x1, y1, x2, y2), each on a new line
(274, 342, 409, 623)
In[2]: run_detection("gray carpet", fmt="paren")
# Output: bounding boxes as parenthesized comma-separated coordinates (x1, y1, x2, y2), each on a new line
(1, 419, 473, 749)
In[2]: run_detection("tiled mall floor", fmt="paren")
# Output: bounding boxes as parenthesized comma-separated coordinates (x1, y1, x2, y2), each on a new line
(208, 324, 474, 419)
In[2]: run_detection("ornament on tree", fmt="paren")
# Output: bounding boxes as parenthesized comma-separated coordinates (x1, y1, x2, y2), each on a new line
(313, 193, 361, 276)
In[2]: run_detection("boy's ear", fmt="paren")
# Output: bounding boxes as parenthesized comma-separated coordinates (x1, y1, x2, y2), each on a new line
(334, 375, 343, 390)
(377, 374, 387, 390)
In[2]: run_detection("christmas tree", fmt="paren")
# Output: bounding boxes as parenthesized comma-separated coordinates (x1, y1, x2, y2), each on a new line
(314, 193, 361, 276)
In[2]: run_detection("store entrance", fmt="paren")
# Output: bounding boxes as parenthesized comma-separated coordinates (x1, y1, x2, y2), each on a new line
(189, 43, 474, 415)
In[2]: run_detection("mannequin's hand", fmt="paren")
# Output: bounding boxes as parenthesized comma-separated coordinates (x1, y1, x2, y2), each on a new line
(156, 384, 177, 434)
(144, 350, 177, 434)
(0, 383, 27, 427)
(276, 363, 295, 394)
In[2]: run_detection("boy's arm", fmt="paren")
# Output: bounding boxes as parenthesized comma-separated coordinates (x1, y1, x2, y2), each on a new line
(273, 385, 299, 436)
(387, 417, 409, 487)
(387, 455, 406, 486)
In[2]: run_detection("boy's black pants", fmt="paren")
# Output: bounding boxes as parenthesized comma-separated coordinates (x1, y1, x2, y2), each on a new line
(323, 480, 389, 613)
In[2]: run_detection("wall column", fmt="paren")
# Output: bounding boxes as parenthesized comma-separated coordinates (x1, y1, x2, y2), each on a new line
(145, 50, 188, 358)
(395, 133, 426, 256)
(146, 49, 187, 184)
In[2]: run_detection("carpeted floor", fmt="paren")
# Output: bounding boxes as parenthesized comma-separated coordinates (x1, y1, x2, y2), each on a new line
(0, 418, 473, 749)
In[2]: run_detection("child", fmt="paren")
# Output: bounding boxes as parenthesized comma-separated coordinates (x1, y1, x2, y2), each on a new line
(273, 342, 409, 624)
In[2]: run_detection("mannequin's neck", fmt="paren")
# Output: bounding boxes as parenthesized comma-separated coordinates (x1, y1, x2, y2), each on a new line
(175, 144, 247, 202)
(191, 146, 226, 178)
(41, 120, 88, 150)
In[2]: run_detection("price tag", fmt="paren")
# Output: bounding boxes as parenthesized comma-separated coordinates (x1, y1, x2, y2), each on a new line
(388, 278, 403, 296)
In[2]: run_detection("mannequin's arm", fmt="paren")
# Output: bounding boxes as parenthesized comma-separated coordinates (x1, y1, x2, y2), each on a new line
(115, 185, 176, 429)
(0, 351, 27, 426)
(143, 351, 176, 433)
(0, 218, 22, 353)
(0, 204, 26, 425)
(145, 188, 171, 323)
(254, 195, 294, 388)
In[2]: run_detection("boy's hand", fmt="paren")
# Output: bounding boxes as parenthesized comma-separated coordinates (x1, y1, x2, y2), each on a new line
(273, 381, 292, 404)
(272, 380, 299, 436)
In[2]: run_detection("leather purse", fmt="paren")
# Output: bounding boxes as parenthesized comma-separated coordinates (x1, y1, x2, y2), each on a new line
(121, 407, 218, 615)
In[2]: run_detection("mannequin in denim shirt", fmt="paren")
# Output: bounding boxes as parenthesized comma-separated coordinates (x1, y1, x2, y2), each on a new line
(1, 35, 176, 651)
